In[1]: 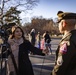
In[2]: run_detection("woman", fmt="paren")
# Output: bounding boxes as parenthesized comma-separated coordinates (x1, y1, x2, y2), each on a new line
(36, 32, 41, 48)
(30, 28, 36, 46)
(43, 31, 52, 54)
(8, 26, 47, 75)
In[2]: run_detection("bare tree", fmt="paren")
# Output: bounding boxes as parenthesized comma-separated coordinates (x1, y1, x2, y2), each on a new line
(0, 0, 39, 25)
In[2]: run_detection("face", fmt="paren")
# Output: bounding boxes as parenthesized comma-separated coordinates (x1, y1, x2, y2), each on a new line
(14, 28, 22, 39)
(58, 20, 64, 34)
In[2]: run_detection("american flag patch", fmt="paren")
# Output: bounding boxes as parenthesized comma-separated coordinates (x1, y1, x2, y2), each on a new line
(59, 43, 67, 54)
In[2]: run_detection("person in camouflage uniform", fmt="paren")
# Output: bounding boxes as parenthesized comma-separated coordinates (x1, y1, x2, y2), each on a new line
(50, 11, 76, 75)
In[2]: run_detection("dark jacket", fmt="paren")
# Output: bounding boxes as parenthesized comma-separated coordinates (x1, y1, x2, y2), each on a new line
(51, 30, 76, 75)
(18, 40, 45, 75)
(30, 32, 35, 45)
(44, 33, 51, 43)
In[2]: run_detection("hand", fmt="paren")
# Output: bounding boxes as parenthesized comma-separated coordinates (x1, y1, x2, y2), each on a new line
(42, 49, 49, 55)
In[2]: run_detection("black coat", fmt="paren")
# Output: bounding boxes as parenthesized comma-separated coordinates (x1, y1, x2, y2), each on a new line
(18, 40, 45, 75)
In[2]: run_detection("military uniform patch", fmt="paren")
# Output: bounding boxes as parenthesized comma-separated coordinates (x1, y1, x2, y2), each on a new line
(59, 42, 67, 54)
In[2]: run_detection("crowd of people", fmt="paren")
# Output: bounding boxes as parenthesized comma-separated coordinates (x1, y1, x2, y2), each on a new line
(29, 29, 52, 54)
(0, 10, 76, 75)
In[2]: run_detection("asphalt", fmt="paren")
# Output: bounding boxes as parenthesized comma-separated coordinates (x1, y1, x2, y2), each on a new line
(29, 38, 60, 75)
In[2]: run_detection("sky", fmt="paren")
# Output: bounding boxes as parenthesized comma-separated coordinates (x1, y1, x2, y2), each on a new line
(19, 0, 76, 23)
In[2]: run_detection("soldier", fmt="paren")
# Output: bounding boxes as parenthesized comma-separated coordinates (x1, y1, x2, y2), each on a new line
(50, 11, 76, 75)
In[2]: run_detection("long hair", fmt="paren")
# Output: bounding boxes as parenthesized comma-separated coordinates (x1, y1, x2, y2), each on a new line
(10, 26, 25, 41)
